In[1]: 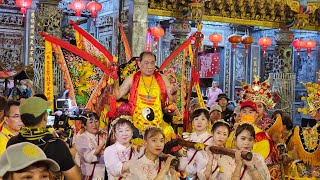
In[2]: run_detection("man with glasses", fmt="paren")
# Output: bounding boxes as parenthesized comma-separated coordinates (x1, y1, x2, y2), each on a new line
(0, 100, 23, 155)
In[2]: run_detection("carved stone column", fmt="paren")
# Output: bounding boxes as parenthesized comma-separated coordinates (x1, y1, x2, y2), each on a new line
(33, 0, 63, 93)
(273, 30, 294, 73)
(270, 29, 295, 117)
(128, 0, 148, 56)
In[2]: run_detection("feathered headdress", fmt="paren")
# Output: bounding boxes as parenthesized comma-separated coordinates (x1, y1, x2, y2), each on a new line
(238, 75, 278, 110)
(298, 82, 320, 114)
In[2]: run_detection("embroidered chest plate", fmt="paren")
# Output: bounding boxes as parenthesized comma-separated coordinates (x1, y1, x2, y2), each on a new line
(299, 127, 320, 152)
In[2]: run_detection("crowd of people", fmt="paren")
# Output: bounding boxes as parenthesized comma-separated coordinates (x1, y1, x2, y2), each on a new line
(0, 51, 319, 180)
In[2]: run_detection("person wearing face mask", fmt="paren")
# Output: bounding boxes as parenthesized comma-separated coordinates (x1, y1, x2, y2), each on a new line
(238, 76, 278, 131)
(75, 112, 107, 180)
(226, 101, 273, 163)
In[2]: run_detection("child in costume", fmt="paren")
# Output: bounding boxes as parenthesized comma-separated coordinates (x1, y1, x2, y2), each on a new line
(129, 127, 177, 180)
(225, 123, 270, 180)
(179, 108, 214, 179)
(104, 116, 143, 179)
(204, 120, 231, 179)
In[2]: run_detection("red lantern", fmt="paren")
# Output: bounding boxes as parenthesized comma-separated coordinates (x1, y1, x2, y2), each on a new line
(87, 1, 102, 18)
(258, 37, 272, 58)
(292, 39, 306, 58)
(241, 35, 254, 56)
(228, 34, 242, 50)
(150, 26, 165, 42)
(15, 0, 32, 16)
(70, 0, 86, 17)
(305, 39, 316, 58)
(209, 33, 223, 54)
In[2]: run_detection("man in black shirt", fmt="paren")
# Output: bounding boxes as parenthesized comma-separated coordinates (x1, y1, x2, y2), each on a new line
(7, 97, 81, 180)
(216, 93, 233, 122)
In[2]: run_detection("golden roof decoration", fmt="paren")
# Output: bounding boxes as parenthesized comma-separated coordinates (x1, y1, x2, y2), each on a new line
(238, 75, 278, 110)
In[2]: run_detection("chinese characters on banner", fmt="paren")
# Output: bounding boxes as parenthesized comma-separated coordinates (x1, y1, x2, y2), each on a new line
(44, 41, 54, 110)
(198, 53, 220, 78)
(28, 10, 36, 64)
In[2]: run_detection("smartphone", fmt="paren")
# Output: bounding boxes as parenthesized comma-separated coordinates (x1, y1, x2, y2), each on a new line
(47, 115, 55, 126)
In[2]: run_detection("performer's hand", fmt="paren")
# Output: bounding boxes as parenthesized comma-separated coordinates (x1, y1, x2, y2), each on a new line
(182, 132, 191, 141)
(205, 146, 213, 160)
(234, 150, 243, 166)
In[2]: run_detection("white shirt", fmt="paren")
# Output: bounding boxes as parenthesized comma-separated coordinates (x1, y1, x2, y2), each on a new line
(104, 141, 142, 180)
(179, 131, 214, 179)
(129, 155, 173, 180)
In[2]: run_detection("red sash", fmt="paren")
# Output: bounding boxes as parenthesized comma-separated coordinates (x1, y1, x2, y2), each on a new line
(188, 136, 213, 165)
(129, 71, 167, 115)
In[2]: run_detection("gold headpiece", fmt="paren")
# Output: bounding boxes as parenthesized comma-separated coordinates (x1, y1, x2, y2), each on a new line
(212, 119, 230, 127)
(111, 115, 133, 126)
(239, 75, 277, 110)
(192, 107, 209, 113)
(298, 82, 320, 114)
(142, 125, 163, 138)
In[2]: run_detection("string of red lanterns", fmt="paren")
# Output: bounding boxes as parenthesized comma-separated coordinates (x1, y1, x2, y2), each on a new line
(228, 33, 242, 51)
(241, 34, 254, 56)
(258, 37, 272, 58)
(15, 0, 33, 16)
(209, 33, 223, 54)
(70, 0, 102, 20)
(305, 39, 316, 58)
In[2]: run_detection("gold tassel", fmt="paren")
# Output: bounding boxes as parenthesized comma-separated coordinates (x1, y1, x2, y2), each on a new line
(293, 126, 320, 166)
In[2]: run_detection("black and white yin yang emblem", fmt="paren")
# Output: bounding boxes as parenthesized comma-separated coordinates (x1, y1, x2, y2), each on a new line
(142, 107, 155, 121)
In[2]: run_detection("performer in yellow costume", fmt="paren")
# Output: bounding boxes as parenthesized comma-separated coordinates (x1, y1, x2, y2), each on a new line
(287, 81, 320, 179)
(116, 51, 178, 141)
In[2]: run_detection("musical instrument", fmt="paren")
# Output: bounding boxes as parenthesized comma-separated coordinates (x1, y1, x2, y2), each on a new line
(177, 139, 253, 161)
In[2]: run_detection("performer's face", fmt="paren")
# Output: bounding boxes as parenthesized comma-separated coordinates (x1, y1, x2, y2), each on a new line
(85, 117, 100, 135)
(144, 133, 165, 156)
(212, 125, 229, 147)
(192, 113, 209, 133)
(235, 129, 254, 151)
(240, 107, 258, 120)
(115, 124, 133, 146)
(218, 98, 228, 107)
(311, 109, 320, 121)
(210, 110, 221, 123)
(9, 164, 50, 180)
(255, 102, 265, 116)
(138, 54, 156, 76)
